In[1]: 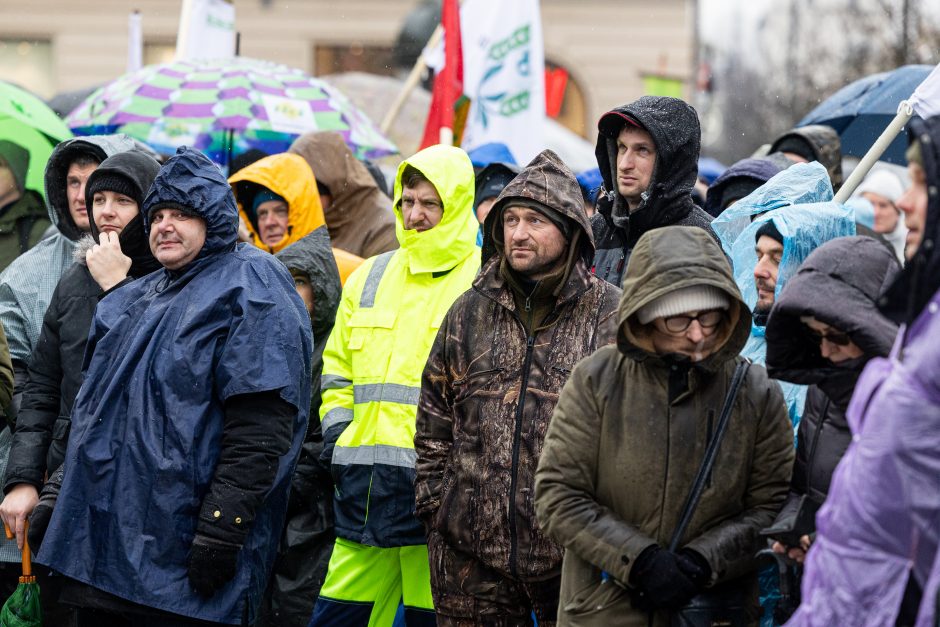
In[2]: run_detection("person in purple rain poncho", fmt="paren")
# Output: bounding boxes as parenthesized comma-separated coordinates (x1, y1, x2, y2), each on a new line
(784, 115, 940, 627)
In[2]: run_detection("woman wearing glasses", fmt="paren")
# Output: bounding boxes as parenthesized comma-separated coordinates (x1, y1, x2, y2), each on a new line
(763, 236, 900, 567)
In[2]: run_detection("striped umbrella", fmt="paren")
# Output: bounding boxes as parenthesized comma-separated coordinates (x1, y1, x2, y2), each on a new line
(66, 57, 399, 168)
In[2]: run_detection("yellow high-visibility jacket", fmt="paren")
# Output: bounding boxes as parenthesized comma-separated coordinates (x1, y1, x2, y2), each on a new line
(319, 145, 481, 548)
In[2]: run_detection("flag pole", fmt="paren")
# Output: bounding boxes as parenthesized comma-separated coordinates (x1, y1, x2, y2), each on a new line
(380, 25, 444, 135)
(834, 100, 914, 203)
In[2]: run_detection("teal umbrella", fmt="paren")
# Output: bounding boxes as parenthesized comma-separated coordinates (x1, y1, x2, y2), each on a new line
(0, 81, 72, 199)
(0, 522, 41, 626)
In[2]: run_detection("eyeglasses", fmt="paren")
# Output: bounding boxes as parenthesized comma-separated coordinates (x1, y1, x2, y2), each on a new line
(808, 329, 851, 346)
(662, 310, 725, 333)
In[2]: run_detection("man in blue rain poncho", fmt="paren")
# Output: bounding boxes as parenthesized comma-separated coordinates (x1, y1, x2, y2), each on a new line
(712, 162, 855, 429)
(33, 147, 313, 626)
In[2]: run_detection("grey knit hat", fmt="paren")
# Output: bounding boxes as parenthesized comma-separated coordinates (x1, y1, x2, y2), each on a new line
(637, 285, 730, 324)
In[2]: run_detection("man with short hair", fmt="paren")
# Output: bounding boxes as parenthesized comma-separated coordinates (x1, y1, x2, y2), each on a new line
(534, 225, 794, 626)
(33, 146, 312, 626)
(310, 144, 480, 627)
(0, 141, 51, 271)
(415, 149, 621, 624)
(591, 96, 718, 287)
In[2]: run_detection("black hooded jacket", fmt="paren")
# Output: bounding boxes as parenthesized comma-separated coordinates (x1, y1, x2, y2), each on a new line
(4, 150, 161, 493)
(262, 227, 342, 627)
(765, 236, 898, 520)
(591, 96, 719, 288)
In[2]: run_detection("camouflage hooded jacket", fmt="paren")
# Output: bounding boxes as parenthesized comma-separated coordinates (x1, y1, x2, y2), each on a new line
(415, 149, 621, 581)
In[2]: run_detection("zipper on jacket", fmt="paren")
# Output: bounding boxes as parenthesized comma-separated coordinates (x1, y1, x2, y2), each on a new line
(705, 409, 715, 489)
(508, 332, 536, 578)
(804, 397, 830, 494)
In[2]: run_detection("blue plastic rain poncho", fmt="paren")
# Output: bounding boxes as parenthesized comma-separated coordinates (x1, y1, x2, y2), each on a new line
(712, 162, 856, 428)
(37, 147, 313, 624)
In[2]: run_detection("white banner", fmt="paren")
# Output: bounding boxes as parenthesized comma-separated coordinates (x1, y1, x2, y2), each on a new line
(459, 0, 546, 164)
(175, 0, 236, 61)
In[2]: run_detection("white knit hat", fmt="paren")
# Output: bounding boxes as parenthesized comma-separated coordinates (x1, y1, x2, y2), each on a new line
(637, 285, 731, 324)
(856, 169, 905, 205)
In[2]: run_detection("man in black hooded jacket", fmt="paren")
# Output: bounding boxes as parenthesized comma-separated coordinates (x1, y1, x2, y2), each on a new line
(591, 96, 718, 288)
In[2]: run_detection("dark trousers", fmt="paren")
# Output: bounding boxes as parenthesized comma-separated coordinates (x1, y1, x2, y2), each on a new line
(427, 531, 560, 627)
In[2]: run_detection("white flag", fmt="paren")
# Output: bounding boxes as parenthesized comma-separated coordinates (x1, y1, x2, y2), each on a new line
(910, 62, 940, 120)
(175, 0, 236, 61)
(459, 0, 546, 164)
(127, 11, 143, 73)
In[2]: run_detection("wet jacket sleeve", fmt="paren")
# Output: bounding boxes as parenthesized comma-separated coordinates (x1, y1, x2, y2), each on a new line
(0, 320, 13, 422)
(414, 317, 454, 527)
(0, 282, 30, 368)
(3, 289, 64, 492)
(196, 390, 296, 545)
(684, 373, 794, 584)
(534, 362, 658, 586)
(317, 282, 356, 467)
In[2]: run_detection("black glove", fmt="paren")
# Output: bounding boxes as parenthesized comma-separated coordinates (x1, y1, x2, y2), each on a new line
(26, 501, 53, 554)
(676, 548, 711, 589)
(187, 534, 241, 597)
(630, 545, 698, 610)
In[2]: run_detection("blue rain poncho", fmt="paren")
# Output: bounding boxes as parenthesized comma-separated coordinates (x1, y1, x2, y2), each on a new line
(712, 162, 856, 428)
(37, 147, 313, 624)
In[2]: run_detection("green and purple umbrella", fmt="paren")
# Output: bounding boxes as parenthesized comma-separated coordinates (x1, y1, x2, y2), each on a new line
(66, 57, 399, 167)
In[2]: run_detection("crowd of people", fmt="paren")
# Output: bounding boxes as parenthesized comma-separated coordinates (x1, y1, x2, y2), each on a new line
(0, 89, 934, 627)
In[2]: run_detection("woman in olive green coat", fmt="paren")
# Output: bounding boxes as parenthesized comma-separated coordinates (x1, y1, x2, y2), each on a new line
(534, 226, 794, 627)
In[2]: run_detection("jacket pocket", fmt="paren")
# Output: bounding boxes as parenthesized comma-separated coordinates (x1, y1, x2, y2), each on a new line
(346, 309, 397, 378)
(564, 577, 630, 616)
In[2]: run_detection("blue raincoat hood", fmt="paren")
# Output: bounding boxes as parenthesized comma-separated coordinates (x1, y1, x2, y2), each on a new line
(143, 146, 239, 264)
(38, 146, 313, 624)
(713, 162, 855, 426)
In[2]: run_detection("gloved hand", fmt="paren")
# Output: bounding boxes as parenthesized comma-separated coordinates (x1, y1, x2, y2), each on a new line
(676, 548, 711, 589)
(26, 501, 53, 554)
(187, 534, 241, 597)
(630, 545, 698, 610)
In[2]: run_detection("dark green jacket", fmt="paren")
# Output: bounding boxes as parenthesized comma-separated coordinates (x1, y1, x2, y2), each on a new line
(0, 191, 50, 272)
(534, 226, 794, 627)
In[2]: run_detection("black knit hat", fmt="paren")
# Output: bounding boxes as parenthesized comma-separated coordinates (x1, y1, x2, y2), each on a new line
(87, 172, 142, 208)
(755, 219, 784, 245)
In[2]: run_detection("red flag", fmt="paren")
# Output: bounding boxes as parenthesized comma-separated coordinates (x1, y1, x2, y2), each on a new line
(420, 0, 463, 148)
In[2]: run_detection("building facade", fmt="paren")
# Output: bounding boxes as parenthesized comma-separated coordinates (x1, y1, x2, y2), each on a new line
(0, 0, 693, 139)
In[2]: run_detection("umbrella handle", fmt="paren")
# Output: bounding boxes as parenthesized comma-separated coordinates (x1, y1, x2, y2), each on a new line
(21, 520, 31, 578)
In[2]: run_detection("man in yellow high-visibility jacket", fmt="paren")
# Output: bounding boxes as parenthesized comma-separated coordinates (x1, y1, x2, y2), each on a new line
(309, 144, 481, 627)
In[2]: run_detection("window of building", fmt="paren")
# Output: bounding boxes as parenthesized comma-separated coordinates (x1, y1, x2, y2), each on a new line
(144, 42, 176, 66)
(314, 43, 396, 77)
(0, 39, 54, 98)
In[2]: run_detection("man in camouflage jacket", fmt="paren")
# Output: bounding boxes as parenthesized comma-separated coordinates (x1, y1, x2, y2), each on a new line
(415, 149, 621, 625)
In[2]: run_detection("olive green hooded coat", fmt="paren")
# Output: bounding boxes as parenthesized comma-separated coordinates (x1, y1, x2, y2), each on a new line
(534, 226, 794, 626)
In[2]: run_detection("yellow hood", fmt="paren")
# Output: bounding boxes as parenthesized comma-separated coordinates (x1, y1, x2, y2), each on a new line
(393, 145, 479, 274)
(229, 152, 326, 254)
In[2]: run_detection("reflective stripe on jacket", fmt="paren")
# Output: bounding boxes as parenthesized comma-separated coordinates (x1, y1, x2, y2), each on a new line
(320, 144, 481, 548)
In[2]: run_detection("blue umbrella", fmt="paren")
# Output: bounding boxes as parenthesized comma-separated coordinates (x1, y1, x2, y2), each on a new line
(798, 64, 932, 164)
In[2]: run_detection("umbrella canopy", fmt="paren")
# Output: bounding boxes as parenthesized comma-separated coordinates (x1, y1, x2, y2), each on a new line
(0, 80, 73, 198)
(798, 64, 933, 164)
(67, 58, 399, 168)
(0, 523, 41, 627)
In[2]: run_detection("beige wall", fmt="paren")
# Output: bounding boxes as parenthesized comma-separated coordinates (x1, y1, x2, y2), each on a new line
(0, 0, 693, 137)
